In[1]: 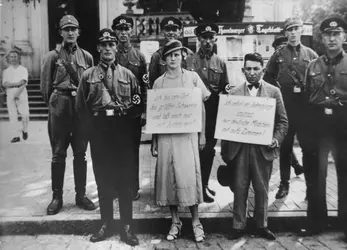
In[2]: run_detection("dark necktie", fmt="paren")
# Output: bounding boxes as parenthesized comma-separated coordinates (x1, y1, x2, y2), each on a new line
(248, 83, 259, 90)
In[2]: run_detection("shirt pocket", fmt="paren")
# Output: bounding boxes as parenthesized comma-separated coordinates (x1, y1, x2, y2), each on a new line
(208, 67, 222, 83)
(127, 60, 140, 77)
(118, 79, 131, 104)
(308, 71, 326, 104)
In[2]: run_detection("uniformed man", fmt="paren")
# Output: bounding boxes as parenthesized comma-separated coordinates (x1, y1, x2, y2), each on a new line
(264, 17, 318, 199)
(186, 23, 230, 203)
(40, 15, 96, 215)
(270, 35, 304, 178)
(112, 15, 147, 201)
(303, 15, 347, 237)
(76, 28, 142, 245)
(148, 16, 193, 88)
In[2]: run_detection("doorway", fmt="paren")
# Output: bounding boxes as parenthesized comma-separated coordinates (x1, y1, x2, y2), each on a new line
(48, 0, 100, 61)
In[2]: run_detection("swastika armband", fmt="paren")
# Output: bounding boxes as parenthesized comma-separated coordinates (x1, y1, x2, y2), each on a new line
(132, 94, 142, 105)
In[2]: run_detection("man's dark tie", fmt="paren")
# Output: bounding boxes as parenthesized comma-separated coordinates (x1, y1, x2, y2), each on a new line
(248, 83, 259, 90)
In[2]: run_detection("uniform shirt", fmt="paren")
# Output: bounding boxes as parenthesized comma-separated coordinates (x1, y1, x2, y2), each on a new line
(40, 44, 94, 104)
(76, 61, 142, 118)
(116, 44, 147, 105)
(2, 65, 28, 98)
(148, 46, 193, 88)
(185, 49, 229, 95)
(305, 51, 347, 108)
(264, 43, 318, 92)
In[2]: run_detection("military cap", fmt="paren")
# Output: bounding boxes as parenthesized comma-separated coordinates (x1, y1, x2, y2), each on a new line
(194, 23, 219, 37)
(272, 35, 288, 49)
(320, 16, 347, 33)
(111, 15, 134, 30)
(284, 17, 303, 31)
(160, 17, 182, 30)
(59, 15, 79, 29)
(97, 28, 118, 43)
(163, 40, 184, 57)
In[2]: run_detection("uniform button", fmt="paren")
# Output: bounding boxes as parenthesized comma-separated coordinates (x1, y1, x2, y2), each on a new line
(203, 67, 206, 70)
(328, 74, 331, 77)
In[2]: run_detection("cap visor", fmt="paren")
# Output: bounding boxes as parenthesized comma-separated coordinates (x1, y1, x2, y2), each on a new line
(61, 24, 79, 29)
(323, 27, 344, 32)
(285, 24, 302, 30)
(201, 31, 216, 36)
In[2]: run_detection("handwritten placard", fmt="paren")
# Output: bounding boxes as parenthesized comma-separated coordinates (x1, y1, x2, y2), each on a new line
(145, 88, 202, 134)
(214, 95, 276, 145)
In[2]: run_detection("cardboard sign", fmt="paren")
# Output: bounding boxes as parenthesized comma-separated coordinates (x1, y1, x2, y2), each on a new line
(146, 88, 202, 134)
(215, 95, 276, 145)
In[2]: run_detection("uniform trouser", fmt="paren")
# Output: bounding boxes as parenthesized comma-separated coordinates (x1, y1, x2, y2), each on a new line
(200, 95, 219, 188)
(307, 109, 347, 230)
(90, 115, 135, 224)
(279, 103, 310, 187)
(48, 92, 87, 195)
(232, 144, 273, 229)
(132, 117, 142, 193)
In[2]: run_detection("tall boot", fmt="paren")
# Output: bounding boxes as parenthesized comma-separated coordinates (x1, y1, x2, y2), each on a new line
(47, 162, 65, 215)
(74, 159, 96, 210)
(200, 149, 216, 203)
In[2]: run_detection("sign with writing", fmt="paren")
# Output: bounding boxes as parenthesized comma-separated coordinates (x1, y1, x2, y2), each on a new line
(183, 22, 313, 37)
(146, 88, 202, 134)
(214, 95, 276, 145)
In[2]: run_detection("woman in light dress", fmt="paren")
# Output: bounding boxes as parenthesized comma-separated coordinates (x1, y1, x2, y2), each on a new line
(151, 40, 210, 242)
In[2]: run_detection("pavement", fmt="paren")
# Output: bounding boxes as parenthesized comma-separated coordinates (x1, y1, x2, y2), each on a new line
(0, 121, 344, 248)
(1, 232, 347, 250)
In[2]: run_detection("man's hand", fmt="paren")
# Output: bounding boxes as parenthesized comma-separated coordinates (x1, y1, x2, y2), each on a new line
(199, 133, 206, 151)
(140, 113, 146, 126)
(267, 138, 279, 149)
(151, 137, 158, 157)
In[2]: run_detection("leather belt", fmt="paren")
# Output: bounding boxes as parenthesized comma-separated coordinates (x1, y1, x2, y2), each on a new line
(54, 89, 77, 97)
(93, 109, 122, 117)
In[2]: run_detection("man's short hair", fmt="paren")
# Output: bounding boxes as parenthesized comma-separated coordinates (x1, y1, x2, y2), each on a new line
(244, 53, 264, 67)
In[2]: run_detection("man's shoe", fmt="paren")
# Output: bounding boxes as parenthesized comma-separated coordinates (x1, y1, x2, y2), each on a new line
(257, 228, 276, 240)
(133, 191, 140, 201)
(206, 186, 216, 196)
(47, 197, 63, 215)
(120, 224, 139, 246)
(11, 137, 20, 143)
(275, 184, 289, 199)
(293, 163, 304, 176)
(76, 195, 96, 210)
(90, 222, 112, 242)
(203, 188, 214, 203)
(228, 229, 246, 240)
(22, 131, 28, 140)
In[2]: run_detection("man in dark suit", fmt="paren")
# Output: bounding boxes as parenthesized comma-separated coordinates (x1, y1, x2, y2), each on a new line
(221, 53, 288, 240)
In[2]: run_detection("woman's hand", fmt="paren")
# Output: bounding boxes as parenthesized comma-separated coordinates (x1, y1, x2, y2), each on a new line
(199, 133, 206, 151)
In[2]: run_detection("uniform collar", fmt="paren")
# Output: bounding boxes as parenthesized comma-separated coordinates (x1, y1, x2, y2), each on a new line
(322, 51, 344, 65)
(198, 48, 214, 60)
(99, 60, 117, 71)
(287, 43, 301, 51)
(62, 42, 78, 54)
(117, 43, 132, 53)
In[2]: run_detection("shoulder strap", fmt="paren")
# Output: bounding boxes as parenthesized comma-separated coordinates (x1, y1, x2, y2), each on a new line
(55, 48, 80, 87)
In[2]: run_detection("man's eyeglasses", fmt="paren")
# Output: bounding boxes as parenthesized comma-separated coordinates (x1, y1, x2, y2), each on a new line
(116, 26, 130, 32)
(164, 26, 178, 32)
